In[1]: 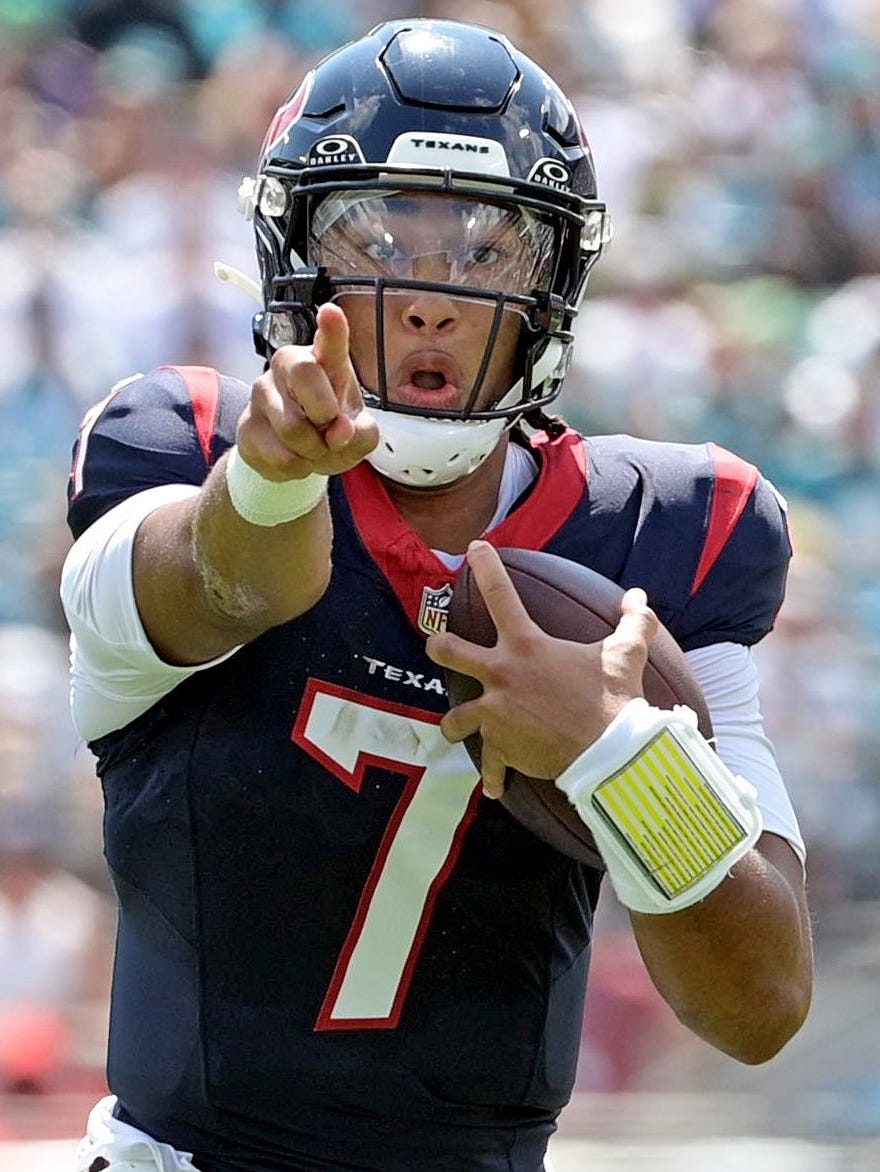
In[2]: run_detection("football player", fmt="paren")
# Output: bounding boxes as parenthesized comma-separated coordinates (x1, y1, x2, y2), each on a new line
(63, 19, 813, 1172)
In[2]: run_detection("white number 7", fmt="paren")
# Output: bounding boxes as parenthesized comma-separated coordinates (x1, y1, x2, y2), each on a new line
(292, 678, 482, 1031)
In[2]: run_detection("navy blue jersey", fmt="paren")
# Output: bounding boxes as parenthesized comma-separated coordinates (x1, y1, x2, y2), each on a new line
(67, 367, 790, 1171)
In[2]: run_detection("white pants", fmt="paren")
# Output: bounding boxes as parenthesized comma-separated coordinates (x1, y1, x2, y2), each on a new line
(76, 1096, 196, 1172)
(76, 1093, 558, 1172)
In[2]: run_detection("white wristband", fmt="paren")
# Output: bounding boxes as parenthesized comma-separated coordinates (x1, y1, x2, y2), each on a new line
(555, 698, 762, 914)
(225, 446, 328, 527)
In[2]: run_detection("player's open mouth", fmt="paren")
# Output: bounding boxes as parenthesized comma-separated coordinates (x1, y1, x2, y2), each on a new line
(392, 353, 467, 410)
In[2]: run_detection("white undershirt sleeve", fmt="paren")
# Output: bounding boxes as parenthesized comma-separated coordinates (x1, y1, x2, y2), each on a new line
(685, 641, 805, 865)
(60, 485, 241, 743)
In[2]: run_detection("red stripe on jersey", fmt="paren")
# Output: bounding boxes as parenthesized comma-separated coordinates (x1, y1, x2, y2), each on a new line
(690, 442, 759, 597)
(342, 429, 588, 633)
(161, 366, 221, 468)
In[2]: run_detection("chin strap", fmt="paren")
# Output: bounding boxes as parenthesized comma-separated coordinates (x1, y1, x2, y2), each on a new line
(213, 261, 263, 305)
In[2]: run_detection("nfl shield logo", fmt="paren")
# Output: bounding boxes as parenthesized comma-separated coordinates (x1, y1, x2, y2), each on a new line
(418, 583, 453, 635)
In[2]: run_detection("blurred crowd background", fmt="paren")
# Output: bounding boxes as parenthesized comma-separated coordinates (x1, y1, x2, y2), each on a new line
(0, 0, 878, 1148)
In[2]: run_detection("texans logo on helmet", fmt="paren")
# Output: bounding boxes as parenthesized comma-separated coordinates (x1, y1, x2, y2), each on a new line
(260, 72, 314, 163)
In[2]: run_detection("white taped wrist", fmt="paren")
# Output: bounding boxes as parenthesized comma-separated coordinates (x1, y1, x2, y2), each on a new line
(555, 698, 762, 914)
(225, 446, 328, 527)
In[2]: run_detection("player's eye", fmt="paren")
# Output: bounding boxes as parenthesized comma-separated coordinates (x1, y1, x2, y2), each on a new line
(469, 243, 503, 267)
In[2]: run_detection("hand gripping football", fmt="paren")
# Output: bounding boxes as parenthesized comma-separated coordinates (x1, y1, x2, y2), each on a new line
(445, 548, 713, 868)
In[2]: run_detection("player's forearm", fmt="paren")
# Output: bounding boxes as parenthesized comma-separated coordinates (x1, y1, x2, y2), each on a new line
(133, 454, 333, 665)
(196, 450, 333, 623)
(630, 833, 813, 1063)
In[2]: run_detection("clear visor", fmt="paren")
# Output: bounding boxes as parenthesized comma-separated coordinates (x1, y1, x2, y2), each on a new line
(308, 190, 556, 295)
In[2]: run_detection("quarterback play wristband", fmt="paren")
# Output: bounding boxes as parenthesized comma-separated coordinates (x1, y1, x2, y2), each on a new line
(225, 445, 328, 527)
(555, 699, 762, 914)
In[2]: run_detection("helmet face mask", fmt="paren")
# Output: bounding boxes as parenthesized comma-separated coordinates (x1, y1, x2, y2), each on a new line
(330, 285, 528, 421)
(246, 18, 611, 484)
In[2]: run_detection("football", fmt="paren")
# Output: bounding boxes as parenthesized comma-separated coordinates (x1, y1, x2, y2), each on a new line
(445, 547, 714, 868)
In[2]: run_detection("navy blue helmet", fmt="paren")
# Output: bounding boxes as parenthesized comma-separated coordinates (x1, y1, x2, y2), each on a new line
(242, 19, 611, 483)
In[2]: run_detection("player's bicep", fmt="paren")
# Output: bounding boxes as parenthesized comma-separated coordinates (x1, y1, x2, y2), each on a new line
(62, 486, 200, 641)
(61, 486, 240, 740)
(131, 491, 243, 667)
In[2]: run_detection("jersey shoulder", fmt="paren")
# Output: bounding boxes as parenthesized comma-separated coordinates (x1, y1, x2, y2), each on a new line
(67, 366, 250, 540)
(582, 434, 791, 648)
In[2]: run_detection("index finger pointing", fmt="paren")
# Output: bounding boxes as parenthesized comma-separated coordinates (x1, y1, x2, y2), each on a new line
(312, 302, 353, 382)
(466, 541, 533, 636)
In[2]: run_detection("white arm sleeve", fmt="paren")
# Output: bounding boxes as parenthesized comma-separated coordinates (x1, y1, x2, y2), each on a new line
(685, 642, 805, 865)
(60, 485, 241, 743)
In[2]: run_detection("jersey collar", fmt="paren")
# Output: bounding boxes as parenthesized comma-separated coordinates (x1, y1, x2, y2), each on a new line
(342, 429, 588, 633)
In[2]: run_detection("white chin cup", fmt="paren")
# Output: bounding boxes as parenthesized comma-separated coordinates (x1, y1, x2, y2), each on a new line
(365, 408, 508, 487)
(362, 335, 566, 487)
